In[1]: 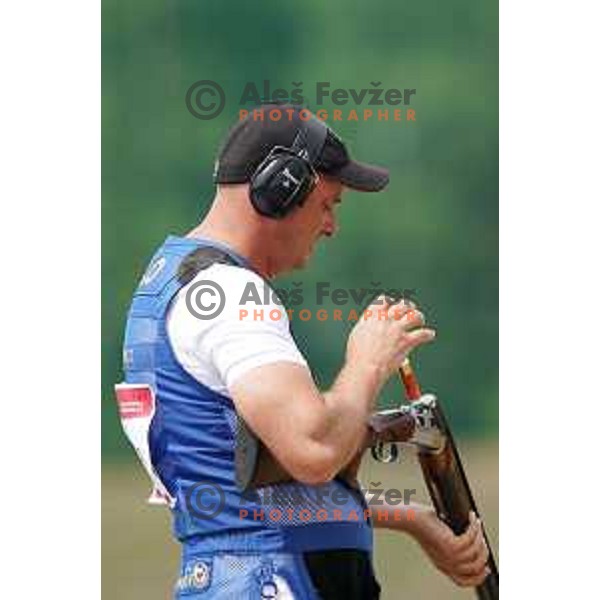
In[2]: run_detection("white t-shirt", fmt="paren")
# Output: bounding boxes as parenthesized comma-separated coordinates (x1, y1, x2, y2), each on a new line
(166, 263, 308, 395)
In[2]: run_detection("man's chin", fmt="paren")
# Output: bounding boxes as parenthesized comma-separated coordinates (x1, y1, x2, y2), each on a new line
(291, 253, 312, 271)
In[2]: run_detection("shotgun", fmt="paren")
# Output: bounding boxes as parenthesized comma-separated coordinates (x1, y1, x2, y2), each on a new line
(371, 359, 499, 599)
(235, 359, 499, 599)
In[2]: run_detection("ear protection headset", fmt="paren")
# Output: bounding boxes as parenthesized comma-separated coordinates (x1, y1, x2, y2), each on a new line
(249, 114, 329, 219)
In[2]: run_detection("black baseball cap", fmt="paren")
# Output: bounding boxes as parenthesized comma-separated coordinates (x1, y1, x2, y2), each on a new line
(213, 104, 389, 192)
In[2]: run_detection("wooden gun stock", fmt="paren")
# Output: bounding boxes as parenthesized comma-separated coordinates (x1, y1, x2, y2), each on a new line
(235, 410, 416, 490)
(399, 359, 499, 600)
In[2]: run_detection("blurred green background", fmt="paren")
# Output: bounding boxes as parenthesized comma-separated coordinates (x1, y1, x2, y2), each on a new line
(103, 0, 497, 597)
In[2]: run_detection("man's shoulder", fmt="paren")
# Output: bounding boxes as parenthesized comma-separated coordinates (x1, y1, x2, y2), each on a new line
(171, 262, 287, 331)
(186, 262, 271, 302)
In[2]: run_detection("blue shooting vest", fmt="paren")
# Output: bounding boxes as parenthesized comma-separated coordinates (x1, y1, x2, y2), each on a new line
(121, 235, 373, 554)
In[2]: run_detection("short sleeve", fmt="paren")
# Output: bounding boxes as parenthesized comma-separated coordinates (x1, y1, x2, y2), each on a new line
(167, 263, 308, 395)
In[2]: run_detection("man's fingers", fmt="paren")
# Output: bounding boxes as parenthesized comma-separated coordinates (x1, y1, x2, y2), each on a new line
(397, 309, 425, 330)
(366, 297, 427, 326)
(453, 515, 490, 578)
(454, 513, 480, 552)
(388, 299, 414, 320)
(457, 518, 489, 562)
(456, 542, 490, 577)
(371, 294, 396, 309)
(427, 513, 492, 589)
(452, 568, 490, 588)
(403, 328, 436, 350)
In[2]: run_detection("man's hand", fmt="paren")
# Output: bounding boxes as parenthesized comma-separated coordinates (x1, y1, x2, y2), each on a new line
(345, 296, 435, 380)
(409, 508, 490, 588)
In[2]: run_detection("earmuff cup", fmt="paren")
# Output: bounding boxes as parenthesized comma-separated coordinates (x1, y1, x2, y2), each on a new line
(249, 115, 329, 220)
(249, 147, 316, 219)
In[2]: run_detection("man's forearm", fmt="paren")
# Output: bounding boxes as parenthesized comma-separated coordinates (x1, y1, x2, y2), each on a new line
(370, 499, 429, 532)
(317, 360, 385, 476)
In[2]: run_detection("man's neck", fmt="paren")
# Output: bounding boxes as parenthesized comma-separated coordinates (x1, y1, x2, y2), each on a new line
(186, 223, 277, 279)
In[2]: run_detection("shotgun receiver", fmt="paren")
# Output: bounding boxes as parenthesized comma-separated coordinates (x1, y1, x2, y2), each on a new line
(371, 359, 499, 600)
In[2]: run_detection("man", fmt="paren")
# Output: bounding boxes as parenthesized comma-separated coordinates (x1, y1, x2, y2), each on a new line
(117, 105, 489, 599)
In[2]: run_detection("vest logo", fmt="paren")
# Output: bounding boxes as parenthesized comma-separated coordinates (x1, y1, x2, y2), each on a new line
(141, 256, 166, 286)
(281, 167, 300, 189)
(176, 560, 211, 594)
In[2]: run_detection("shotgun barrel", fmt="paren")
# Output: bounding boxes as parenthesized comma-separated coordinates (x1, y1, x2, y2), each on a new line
(399, 359, 499, 600)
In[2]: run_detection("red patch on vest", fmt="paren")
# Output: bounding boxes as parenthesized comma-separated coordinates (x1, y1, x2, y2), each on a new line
(115, 385, 154, 419)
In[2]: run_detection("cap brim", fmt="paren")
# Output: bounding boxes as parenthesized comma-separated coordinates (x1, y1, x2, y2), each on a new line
(331, 160, 389, 192)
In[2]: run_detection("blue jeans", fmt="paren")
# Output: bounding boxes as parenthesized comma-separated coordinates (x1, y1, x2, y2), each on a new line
(174, 552, 320, 599)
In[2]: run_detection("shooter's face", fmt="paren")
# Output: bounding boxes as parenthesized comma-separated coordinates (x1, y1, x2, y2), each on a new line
(278, 176, 343, 271)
